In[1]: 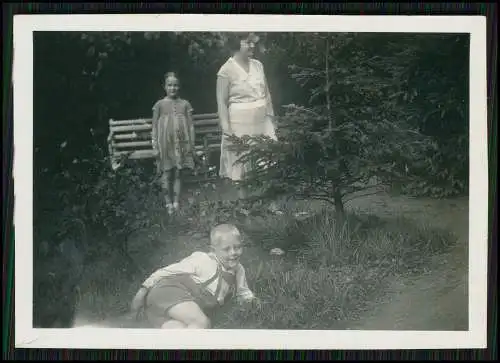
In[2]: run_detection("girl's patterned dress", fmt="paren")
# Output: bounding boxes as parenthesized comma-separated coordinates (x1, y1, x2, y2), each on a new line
(152, 97, 195, 172)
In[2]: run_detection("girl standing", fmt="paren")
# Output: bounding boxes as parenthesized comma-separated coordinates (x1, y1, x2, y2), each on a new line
(152, 72, 195, 214)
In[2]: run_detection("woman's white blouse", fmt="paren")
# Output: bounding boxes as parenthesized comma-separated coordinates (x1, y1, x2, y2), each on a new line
(217, 57, 268, 105)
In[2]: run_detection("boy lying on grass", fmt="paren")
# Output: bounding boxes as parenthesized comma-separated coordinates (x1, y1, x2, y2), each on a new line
(130, 223, 259, 329)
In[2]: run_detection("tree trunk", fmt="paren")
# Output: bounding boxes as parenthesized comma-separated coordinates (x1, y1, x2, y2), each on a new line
(333, 187, 345, 219)
(325, 37, 333, 131)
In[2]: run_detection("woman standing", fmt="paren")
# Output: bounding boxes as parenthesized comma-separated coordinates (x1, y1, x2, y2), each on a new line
(216, 32, 278, 202)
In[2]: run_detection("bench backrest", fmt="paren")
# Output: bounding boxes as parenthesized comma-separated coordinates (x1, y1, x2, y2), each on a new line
(107, 113, 221, 169)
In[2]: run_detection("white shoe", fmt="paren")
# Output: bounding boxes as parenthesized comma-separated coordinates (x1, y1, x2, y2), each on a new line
(166, 203, 174, 215)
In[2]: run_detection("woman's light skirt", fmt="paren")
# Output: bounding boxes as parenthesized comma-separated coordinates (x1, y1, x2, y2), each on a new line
(219, 100, 277, 182)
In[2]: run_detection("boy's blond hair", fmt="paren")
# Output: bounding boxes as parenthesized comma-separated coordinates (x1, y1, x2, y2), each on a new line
(210, 224, 241, 247)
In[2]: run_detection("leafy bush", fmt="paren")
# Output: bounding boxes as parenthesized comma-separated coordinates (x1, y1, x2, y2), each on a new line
(399, 35, 469, 198)
(34, 143, 171, 324)
(399, 134, 468, 198)
(33, 237, 84, 328)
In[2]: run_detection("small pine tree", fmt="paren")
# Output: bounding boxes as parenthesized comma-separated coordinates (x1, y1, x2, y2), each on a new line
(227, 33, 436, 217)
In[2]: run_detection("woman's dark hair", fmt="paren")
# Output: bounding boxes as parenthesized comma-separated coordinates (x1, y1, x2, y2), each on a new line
(225, 32, 258, 54)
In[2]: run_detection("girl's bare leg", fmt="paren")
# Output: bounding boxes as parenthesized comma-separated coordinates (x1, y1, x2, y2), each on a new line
(237, 187, 246, 200)
(161, 170, 173, 208)
(236, 182, 247, 200)
(161, 319, 187, 329)
(172, 168, 181, 209)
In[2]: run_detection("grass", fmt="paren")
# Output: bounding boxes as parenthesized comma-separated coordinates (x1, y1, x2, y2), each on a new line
(208, 208, 457, 329)
(73, 190, 458, 330)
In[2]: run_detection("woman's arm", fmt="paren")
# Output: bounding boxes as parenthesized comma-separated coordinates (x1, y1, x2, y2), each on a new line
(216, 76, 232, 135)
(263, 71, 275, 120)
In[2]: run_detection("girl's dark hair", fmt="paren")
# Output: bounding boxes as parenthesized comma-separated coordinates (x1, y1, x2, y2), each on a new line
(164, 71, 180, 83)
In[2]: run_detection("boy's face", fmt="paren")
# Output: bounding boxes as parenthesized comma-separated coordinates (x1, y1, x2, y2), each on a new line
(212, 234, 243, 270)
(165, 77, 179, 98)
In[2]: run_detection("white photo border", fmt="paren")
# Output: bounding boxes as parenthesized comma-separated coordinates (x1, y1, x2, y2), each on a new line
(13, 14, 488, 350)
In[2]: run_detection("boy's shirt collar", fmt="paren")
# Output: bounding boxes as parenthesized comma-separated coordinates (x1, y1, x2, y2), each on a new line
(207, 252, 237, 274)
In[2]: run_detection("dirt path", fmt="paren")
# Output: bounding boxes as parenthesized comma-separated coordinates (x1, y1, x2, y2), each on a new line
(345, 193, 469, 330)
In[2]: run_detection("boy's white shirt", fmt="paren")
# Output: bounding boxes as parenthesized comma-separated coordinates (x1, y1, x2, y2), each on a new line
(141, 251, 255, 304)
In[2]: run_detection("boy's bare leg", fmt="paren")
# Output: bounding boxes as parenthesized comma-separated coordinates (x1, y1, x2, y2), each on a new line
(167, 301, 211, 329)
(161, 319, 187, 329)
(130, 288, 147, 317)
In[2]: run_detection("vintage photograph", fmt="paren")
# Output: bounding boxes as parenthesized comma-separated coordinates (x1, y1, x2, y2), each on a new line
(14, 14, 488, 349)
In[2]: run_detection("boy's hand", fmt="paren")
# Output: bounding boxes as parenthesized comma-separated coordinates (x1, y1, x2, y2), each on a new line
(238, 296, 261, 309)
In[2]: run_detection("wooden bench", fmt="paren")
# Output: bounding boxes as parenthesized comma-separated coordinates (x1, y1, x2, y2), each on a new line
(107, 113, 222, 180)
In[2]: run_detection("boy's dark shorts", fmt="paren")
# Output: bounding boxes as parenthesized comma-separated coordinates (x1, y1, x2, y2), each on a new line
(143, 275, 219, 328)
